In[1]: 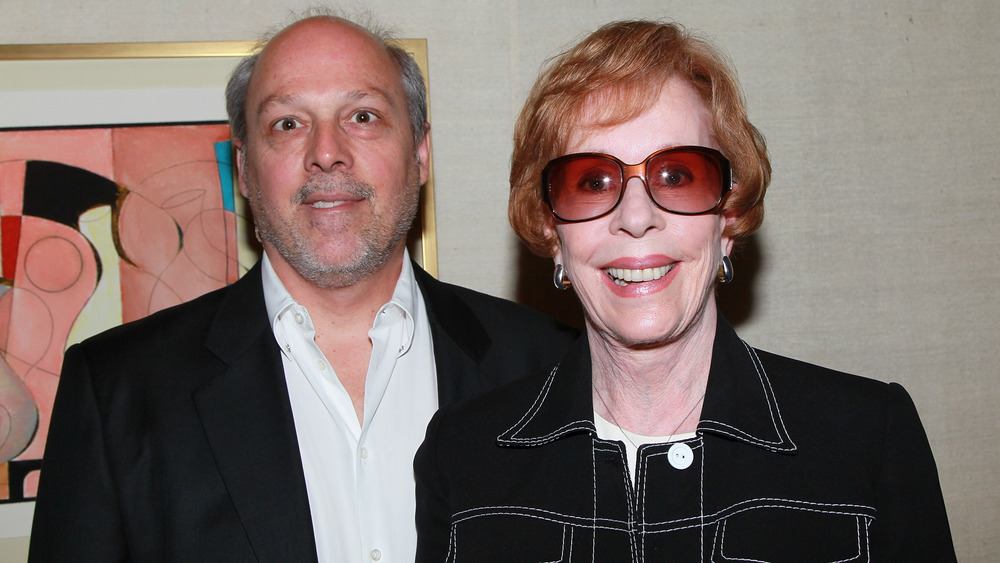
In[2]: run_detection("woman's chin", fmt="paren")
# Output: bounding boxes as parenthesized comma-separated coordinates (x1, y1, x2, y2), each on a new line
(589, 316, 683, 349)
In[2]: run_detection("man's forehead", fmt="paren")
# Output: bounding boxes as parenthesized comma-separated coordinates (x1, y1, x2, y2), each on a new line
(254, 88, 395, 119)
(248, 20, 399, 99)
(261, 18, 389, 70)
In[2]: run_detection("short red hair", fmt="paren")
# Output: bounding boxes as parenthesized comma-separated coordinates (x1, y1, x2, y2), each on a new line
(510, 20, 770, 256)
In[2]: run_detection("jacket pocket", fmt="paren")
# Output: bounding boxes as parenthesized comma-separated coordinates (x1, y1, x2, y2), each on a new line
(711, 502, 873, 563)
(449, 508, 575, 562)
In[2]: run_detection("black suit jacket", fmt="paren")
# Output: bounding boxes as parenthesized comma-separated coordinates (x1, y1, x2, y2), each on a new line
(415, 314, 956, 562)
(28, 262, 577, 562)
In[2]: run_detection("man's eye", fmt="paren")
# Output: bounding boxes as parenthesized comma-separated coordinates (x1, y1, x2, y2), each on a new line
(272, 118, 301, 131)
(350, 110, 378, 124)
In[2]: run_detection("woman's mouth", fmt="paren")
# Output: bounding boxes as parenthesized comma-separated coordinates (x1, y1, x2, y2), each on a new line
(604, 264, 673, 287)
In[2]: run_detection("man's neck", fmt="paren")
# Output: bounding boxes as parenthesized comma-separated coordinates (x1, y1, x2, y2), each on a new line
(265, 246, 407, 423)
(265, 247, 405, 328)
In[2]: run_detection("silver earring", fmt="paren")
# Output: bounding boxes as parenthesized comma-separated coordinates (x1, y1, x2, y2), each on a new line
(553, 264, 571, 290)
(717, 255, 734, 284)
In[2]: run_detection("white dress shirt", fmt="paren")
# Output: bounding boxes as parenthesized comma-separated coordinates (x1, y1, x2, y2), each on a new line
(261, 251, 438, 563)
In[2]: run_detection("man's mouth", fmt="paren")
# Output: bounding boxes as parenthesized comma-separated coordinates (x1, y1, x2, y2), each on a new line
(309, 200, 349, 209)
(604, 265, 673, 287)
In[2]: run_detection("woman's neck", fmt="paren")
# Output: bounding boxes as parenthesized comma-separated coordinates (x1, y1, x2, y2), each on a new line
(589, 306, 716, 437)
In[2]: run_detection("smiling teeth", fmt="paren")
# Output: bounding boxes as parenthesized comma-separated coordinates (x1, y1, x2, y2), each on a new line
(605, 265, 672, 286)
(311, 201, 345, 209)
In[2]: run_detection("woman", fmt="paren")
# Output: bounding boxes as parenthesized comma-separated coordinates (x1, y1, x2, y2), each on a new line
(415, 20, 955, 562)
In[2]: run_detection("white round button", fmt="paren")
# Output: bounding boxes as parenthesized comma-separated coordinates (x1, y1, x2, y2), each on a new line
(667, 442, 694, 470)
(294, 312, 305, 324)
(360, 447, 369, 460)
(370, 548, 382, 561)
(317, 360, 327, 371)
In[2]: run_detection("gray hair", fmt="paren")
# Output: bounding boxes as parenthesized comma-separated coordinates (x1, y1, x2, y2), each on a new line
(225, 8, 428, 150)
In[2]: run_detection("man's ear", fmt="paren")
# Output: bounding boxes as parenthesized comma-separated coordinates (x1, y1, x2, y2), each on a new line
(416, 125, 431, 185)
(233, 140, 249, 198)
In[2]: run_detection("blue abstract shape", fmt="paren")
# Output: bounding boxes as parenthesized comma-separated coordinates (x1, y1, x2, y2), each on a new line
(214, 141, 235, 213)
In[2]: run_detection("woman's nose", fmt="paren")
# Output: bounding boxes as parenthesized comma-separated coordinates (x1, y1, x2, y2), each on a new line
(610, 176, 665, 237)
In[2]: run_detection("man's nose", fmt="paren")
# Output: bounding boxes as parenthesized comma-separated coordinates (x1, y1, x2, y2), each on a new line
(305, 122, 352, 173)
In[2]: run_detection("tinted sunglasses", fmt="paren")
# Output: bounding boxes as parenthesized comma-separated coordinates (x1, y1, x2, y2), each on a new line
(541, 146, 732, 223)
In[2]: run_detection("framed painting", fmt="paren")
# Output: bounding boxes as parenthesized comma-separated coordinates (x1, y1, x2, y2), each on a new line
(0, 39, 436, 536)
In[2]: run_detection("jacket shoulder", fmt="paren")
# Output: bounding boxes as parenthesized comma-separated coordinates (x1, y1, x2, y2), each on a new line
(752, 348, 896, 399)
(748, 347, 925, 445)
(425, 273, 576, 336)
(78, 282, 234, 354)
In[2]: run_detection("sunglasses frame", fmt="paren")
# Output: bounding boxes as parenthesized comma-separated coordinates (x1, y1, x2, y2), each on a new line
(541, 145, 733, 223)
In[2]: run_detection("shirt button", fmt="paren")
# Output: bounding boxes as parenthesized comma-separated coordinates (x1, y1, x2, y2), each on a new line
(293, 312, 305, 324)
(317, 360, 327, 371)
(668, 442, 694, 470)
(370, 548, 382, 561)
(360, 447, 369, 460)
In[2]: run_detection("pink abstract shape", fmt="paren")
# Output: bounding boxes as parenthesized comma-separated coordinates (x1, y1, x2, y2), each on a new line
(0, 160, 27, 215)
(113, 125, 235, 319)
(0, 122, 240, 501)
(0, 354, 37, 463)
(0, 129, 113, 179)
(7, 218, 98, 462)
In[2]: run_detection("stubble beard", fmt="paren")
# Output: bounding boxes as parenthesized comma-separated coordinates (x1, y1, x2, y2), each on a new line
(245, 166, 420, 289)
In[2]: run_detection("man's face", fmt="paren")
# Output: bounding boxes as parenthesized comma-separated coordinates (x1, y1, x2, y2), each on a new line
(237, 17, 429, 289)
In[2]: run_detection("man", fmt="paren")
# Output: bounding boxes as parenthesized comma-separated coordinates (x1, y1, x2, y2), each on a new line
(28, 13, 576, 562)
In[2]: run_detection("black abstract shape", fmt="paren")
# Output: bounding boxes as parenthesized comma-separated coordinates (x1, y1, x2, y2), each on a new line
(21, 161, 121, 229)
(20, 160, 133, 274)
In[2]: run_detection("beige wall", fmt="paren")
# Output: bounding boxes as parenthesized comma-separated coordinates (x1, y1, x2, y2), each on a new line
(3, 1, 998, 561)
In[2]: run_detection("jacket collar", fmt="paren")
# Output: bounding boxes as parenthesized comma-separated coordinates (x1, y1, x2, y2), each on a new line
(699, 314, 796, 453)
(498, 312, 796, 454)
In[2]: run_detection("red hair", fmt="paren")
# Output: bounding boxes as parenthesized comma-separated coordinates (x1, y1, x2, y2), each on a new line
(510, 20, 770, 256)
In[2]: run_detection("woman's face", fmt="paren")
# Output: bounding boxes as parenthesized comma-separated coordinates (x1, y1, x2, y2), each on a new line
(551, 77, 733, 348)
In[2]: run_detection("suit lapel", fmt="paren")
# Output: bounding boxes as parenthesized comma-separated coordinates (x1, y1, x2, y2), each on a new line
(194, 264, 319, 562)
(413, 264, 494, 406)
(187, 262, 489, 558)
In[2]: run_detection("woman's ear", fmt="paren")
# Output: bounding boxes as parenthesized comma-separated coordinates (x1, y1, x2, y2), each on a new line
(722, 233, 735, 257)
(543, 219, 562, 260)
(720, 181, 739, 256)
(722, 181, 740, 229)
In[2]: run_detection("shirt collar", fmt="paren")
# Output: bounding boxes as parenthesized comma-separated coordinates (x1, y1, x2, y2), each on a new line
(261, 251, 297, 329)
(378, 253, 418, 356)
(260, 249, 419, 348)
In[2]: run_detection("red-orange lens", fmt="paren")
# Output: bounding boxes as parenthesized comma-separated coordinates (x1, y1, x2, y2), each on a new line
(545, 155, 622, 222)
(645, 150, 725, 214)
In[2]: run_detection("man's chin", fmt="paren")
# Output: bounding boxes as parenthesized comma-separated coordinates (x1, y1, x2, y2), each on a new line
(293, 249, 401, 289)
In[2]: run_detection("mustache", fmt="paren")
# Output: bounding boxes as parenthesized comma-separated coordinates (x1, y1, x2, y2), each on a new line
(291, 173, 375, 204)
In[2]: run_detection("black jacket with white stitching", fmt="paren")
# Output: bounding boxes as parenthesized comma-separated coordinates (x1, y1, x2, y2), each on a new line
(415, 313, 956, 562)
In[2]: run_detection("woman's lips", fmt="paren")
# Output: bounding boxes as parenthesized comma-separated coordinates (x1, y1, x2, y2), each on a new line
(604, 264, 674, 286)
